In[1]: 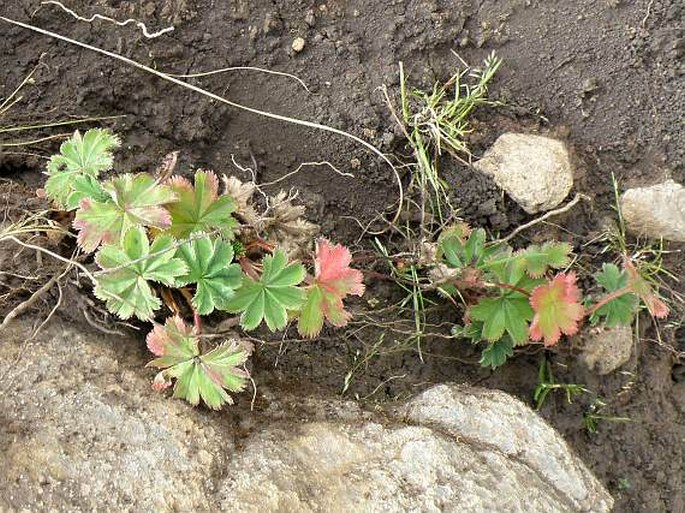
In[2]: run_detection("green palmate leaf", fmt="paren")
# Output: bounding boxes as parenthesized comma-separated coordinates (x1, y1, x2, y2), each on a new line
(67, 174, 110, 209)
(44, 128, 120, 209)
(439, 226, 487, 269)
(226, 250, 305, 331)
(146, 316, 249, 409)
(452, 321, 484, 343)
(166, 170, 238, 239)
(520, 242, 573, 278)
(470, 295, 533, 345)
(479, 336, 515, 369)
(73, 173, 178, 252)
(591, 263, 638, 326)
(94, 226, 188, 320)
(175, 236, 242, 315)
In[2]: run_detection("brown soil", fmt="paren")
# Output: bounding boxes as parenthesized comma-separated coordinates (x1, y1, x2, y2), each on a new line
(1, 1, 684, 512)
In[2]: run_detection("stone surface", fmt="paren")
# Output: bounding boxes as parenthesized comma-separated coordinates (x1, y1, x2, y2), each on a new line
(473, 133, 574, 214)
(579, 325, 634, 375)
(0, 320, 613, 512)
(291, 36, 306, 52)
(0, 321, 227, 512)
(620, 180, 685, 242)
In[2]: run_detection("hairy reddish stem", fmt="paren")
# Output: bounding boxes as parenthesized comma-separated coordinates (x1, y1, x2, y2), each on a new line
(484, 281, 531, 297)
(584, 286, 633, 317)
(193, 310, 202, 334)
(239, 256, 260, 280)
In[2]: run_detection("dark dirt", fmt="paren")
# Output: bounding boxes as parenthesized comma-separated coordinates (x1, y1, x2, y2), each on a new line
(1, 1, 684, 512)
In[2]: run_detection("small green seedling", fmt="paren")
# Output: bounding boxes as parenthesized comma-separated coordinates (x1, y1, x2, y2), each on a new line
(533, 358, 591, 410)
(42, 129, 365, 409)
(583, 398, 631, 434)
(392, 53, 501, 226)
(617, 478, 631, 492)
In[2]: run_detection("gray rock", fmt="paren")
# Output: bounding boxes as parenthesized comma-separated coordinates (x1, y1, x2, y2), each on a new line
(220, 385, 613, 513)
(474, 133, 574, 214)
(620, 179, 685, 242)
(0, 321, 227, 512)
(0, 321, 613, 512)
(579, 325, 634, 375)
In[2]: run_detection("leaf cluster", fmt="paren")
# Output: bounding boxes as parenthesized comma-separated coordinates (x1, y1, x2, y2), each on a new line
(42, 129, 365, 408)
(438, 224, 667, 368)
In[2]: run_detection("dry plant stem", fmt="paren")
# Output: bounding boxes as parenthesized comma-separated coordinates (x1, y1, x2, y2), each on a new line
(0, 58, 44, 114)
(260, 161, 354, 186)
(170, 67, 312, 94)
(0, 114, 126, 134)
(1, 235, 97, 286)
(0, 17, 404, 230)
(0, 265, 69, 394)
(0, 270, 60, 331)
(39, 1, 174, 38)
(0, 132, 71, 147)
(496, 193, 590, 244)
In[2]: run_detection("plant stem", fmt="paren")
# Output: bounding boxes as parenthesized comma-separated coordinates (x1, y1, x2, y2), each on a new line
(193, 310, 203, 334)
(585, 286, 633, 317)
(484, 281, 531, 297)
(239, 256, 260, 280)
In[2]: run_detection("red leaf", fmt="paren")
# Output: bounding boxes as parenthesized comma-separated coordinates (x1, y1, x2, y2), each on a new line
(529, 272, 584, 347)
(315, 239, 365, 296)
(146, 315, 197, 357)
(623, 258, 669, 319)
(298, 239, 365, 338)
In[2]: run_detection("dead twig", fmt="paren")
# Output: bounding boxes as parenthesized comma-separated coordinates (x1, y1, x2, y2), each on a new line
(495, 193, 591, 245)
(169, 66, 312, 94)
(0, 264, 70, 395)
(0, 271, 60, 331)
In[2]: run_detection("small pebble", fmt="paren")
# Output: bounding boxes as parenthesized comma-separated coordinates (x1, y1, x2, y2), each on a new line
(292, 37, 306, 53)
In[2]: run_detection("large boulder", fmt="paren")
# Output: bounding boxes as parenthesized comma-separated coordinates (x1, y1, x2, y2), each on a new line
(474, 133, 574, 214)
(0, 320, 613, 512)
(620, 179, 685, 242)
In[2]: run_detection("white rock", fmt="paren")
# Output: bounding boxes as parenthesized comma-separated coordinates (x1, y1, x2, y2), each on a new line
(291, 36, 306, 53)
(474, 133, 574, 214)
(0, 321, 613, 512)
(620, 179, 685, 242)
(579, 325, 634, 375)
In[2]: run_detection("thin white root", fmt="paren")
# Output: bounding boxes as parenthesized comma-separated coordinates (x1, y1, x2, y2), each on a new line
(641, 0, 655, 27)
(260, 161, 354, 187)
(0, 17, 404, 231)
(0, 271, 59, 331)
(169, 66, 312, 94)
(1, 235, 97, 285)
(0, 264, 69, 395)
(497, 193, 591, 244)
(39, 1, 174, 39)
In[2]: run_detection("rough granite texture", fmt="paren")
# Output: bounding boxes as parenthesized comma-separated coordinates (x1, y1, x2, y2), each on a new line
(620, 179, 685, 242)
(473, 133, 574, 214)
(578, 325, 634, 375)
(0, 321, 613, 512)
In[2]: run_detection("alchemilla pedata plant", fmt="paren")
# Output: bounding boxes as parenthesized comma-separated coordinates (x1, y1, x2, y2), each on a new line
(42, 128, 365, 409)
(430, 223, 669, 368)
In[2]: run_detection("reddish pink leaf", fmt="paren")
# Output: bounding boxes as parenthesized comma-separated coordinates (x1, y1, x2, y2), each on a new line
(623, 258, 669, 319)
(529, 272, 585, 347)
(315, 239, 365, 296)
(146, 315, 196, 356)
(298, 239, 365, 338)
